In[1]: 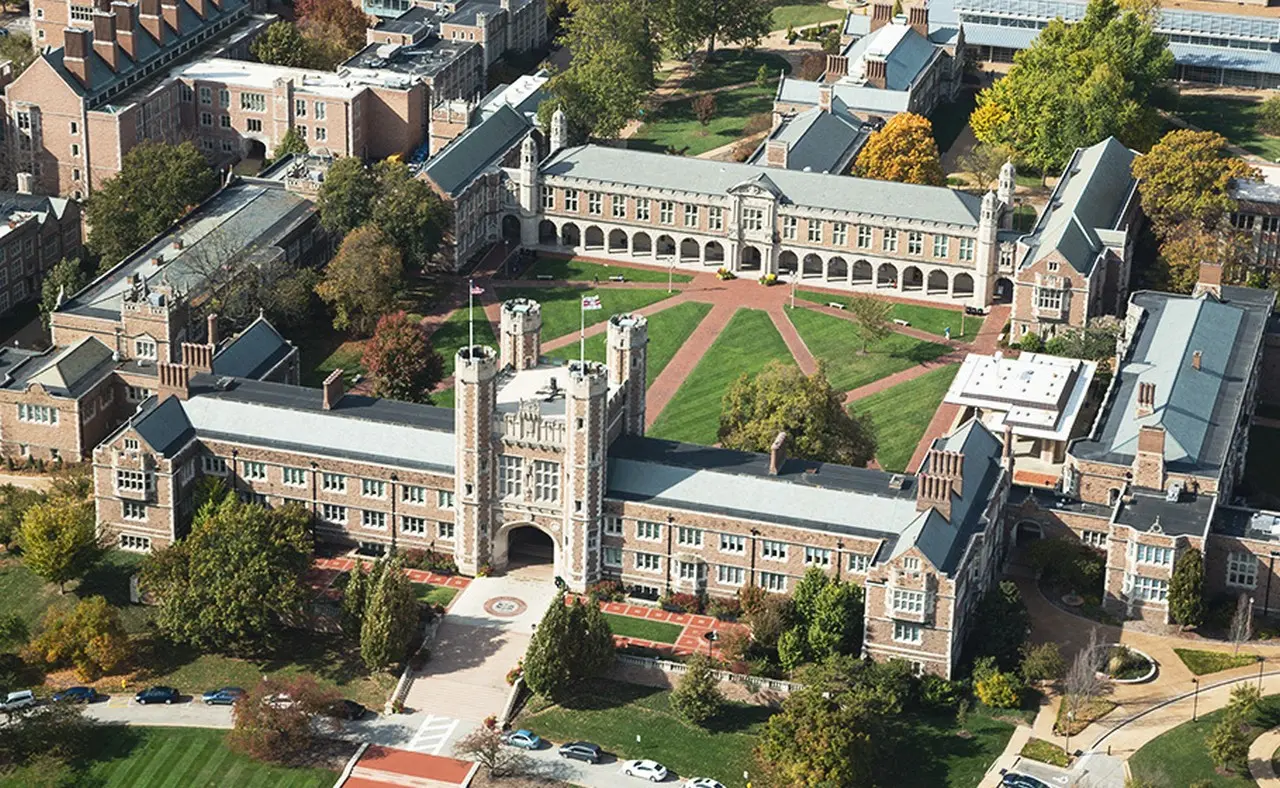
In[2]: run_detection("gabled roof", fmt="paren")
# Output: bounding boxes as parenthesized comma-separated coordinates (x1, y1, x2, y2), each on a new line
(212, 315, 294, 380)
(749, 107, 869, 174)
(841, 22, 940, 91)
(421, 103, 533, 196)
(25, 337, 116, 396)
(131, 395, 195, 456)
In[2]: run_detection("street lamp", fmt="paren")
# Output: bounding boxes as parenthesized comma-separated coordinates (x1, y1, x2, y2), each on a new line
(1192, 677, 1201, 721)
(1260, 655, 1266, 691)
(667, 255, 675, 295)
(1064, 709, 1075, 760)
(702, 630, 719, 656)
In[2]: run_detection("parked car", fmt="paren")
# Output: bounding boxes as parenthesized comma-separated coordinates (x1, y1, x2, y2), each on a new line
(263, 693, 295, 709)
(0, 690, 36, 712)
(201, 687, 244, 706)
(558, 741, 602, 763)
(134, 686, 180, 705)
(1000, 772, 1052, 788)
(52, 687, 99, 704)
(621, 759, 669, 782)
(684, 780, 726, 788)
(323, 700, 368, 720)
(501, 729, 542, 750)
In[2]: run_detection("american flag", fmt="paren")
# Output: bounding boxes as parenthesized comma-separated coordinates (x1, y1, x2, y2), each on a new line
(581, 295, 603, 310)
(469, 282, 484, 296)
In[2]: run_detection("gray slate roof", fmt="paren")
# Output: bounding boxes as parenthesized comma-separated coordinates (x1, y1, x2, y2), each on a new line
(542, 145, 983, 225)
(840, 22, 940, 91)
(422, 103, 533, 196)
(212, 316, 294, 380)
(748, 108, 869, 174)
(0, 337, 117, 398)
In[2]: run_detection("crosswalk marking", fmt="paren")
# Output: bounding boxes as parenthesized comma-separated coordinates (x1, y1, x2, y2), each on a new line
(408, 714, 460, 756)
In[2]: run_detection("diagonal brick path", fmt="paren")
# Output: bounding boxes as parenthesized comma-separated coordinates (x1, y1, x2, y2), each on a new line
(769, 305, 817, 375)
(644, 301, 737, 428)
(536, 291, 698, 354)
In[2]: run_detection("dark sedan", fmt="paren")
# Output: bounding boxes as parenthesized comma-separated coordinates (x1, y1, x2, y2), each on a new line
(134, 686, 180, 705)
(52, 686, 99, 704)
(558, 741, 602, 763)
(201, 687, 245, 706)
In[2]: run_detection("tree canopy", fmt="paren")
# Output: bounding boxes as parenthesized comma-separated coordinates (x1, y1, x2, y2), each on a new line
(85, 141, 219, 265)
(1168, 547, 1206, 628)
(361, 311, 445, 403)
(141, 494, 313, 654)
(318, 157, 378, 236)
(1132, 129, 1259, 237)
(252, 21, 313, 68)
(229, 676, 340, 765)
(272, 127, 310, 161)
(39, 258, 90, 328)
(17, 498, 100, 593)
(547, 0, 656, 140)
(294, 0, 368, 65)
(27, 596, 129, 680)
(316, 225, 404, 334)
(656, 0, 771, 58)
(853, 112, 945, 186)
(523, 591, 614, 699)
(318, 159, 448, 269)
(719, 361, 877, 466)
(359, 555, 419, 671)
(971, 0, 1173, 172)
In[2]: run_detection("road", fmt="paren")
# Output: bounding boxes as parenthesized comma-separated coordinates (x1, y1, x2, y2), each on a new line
(513, 744, 722, 788)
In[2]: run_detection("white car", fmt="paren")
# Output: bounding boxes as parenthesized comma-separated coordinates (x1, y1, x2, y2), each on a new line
(0, 690, 36, 712)
(621, 759, 669, 782)
(684, 780, 726, 788)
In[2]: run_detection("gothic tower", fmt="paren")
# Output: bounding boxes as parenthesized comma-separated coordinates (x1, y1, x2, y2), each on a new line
(453, 345, 499, 575)
(500, 298, 542, 371)
(973, 191, 1000, 308)
(562, 360, 609, 591)
(606, 313, 648, 436)
(516, 133, 540, 247)
(549, 106, 568, 156)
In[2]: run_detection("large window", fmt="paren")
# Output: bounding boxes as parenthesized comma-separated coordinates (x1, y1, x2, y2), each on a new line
(498, 455, 523, 498)
(119, 534, 151, 552)
(438, 521, 454, 539)
(362, 510, 386, 530)
(677, 527, 703, 547)
(122, 501, 147, 520)
(604, 547, 622, 567)
(588, 192, 602, 215)
(134, 338, 157, 359)
(933, 235, 949, 258)
(761, 540, 787, 560)
(742, 207, 764, 232)
(848, 553, 870, 573)
(893, 621, 922, 643)
(659, 201, 674, 224)
(808, 219, 823, 243)
(564, 189, 579, 211)
(782, 215, 797, 240)
(322, 473, 347, 492)
(1228, 552, 1259, 589)
(242, 461, 266, 480)
(202, 456, 227, 475)
(857, 225, 872, 248)
(832, 222, 847, 246)
(635, 552, 661, 572)
(612, 196, 626, 219)
(402, 485, 426, 504)
(283, 467, 307, 487)
(719, 533, 745, 553)
(684, 204, 699, 228)
(240, 92, 266, 112)
(115, 469, 152, 493)
(958, 237, 975, 261)
(717, 565, 745, 586)
(907, 231, 923, 255)
(1125, 573, 1168, 602)
(603, 516, 622, 535)
(322, 504, 347, 524)
(541, 187, 554, 210)
(400, 516, 426, 535)
(1131, 543, 1173, 566)
(17, 404, 57, 424)
(636, 521, 661, 541)
(1036, 287, 1063, 311)
(891, 588, 926, 614)
(533, 460, 559, 502)
(760, 571, 787, 592)
(804, 546, 831, 567)
(708, 207, 723, 231)
(636, 198, 651, 221)
(362, 479, 386, 498)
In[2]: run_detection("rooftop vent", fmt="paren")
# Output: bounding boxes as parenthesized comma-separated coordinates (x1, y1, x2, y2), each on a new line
(1165, 482, 1183, 503)
(888, 474, 907, 490)
(215, 376, 234, 390)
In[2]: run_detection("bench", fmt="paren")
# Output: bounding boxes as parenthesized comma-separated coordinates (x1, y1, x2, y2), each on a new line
(609, 275, 626, 282)
(893, 318, 911, 327)
(536, 274, 553, 281)
(828, 302, 846, 310)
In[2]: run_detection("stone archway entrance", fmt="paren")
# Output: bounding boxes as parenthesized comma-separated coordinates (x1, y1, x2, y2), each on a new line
(1015, 520, 1044, 547)
(492, 522, 558, 580)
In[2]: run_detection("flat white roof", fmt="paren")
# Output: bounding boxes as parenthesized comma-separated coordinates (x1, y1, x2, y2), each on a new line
(172, 57, 413, 99)
(945, 352, 1096, 441)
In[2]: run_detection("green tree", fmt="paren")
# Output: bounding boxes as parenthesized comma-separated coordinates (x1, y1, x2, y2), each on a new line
(1168, 547, 1205, 628)
(339, 561, 373, 637)
(522, 591, 614, 699)
(0, 703, 104, 772)
(755, 63, 770, 88)
(1149, 224, 1254, 294)
(317, 156, 378, 236)
(1229, 683, 1261, 722)
(229, 676, 340, 765)
(808, 580, 864, 660)
(360, 555, 419, 671)
(141, 498, 313, 654)
(39, 258, 89, 328)
(0, 484, 47, 548)
(272, 127, 310, 161)
(1207, 705, 1249, 774)
(847, 293, 894, 354)
(1019, 641, 1065, 683)
(1132, 130, 1260, 238)
(361, 311, 445, 403)
(27, 596, 129, 680)
(578, 600, 617, 676)
(294, 0, 368, 56)
(17, 498, 99, 593)
(315, 225, 404, 334)
(252, 21, 312, 67)
(0, 34, 36, 78)
(1261, 94, 1280, 136)
(853, 112, 946, 186)
(777, 625, 807, 672)
(657, 0, 771, 57)
(670, 653, 724, 725)
(0, 614, 27, 648)
(1042, 319, 1121, 362)
(971, 0, 1173, 172)
(791, 566, 829, 624)
(85, 141, 219, 265)
(719, 360, 877, 466)
(547, 0, 656, 140)
(957, 142, 1013, 190)
(975, 669, 1023, 708)
(964, 581, 1030, 673)
(371, 160, 450, 269)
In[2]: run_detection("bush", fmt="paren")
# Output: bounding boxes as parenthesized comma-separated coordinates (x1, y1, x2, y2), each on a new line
(707, 596, 741, 621)
(743, 112, 773, 137)
(920, 674, 962, 708)
(1027, 538, 1104, 595)
(716, 267, 736, 281)
(717, 627, 751, 662)
(758, 273, 778, 286)
(26, 596, 129, 680)
(975, 669, 1023, 709)
(661, 592, 704, 614)
(587, 579, 625, 602)
(778, 626, 807, 672)
(670, 653, 724, 725)
(693, 93, 717, 126)
(1260, 94, 1280, 136)
(1017, 332, 1045, 352)
(1020, 642, 1065, 683)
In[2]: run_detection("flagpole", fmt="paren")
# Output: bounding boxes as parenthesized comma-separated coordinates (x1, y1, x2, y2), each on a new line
(468, 278, 474, 352)
(579, 296, 585, 365)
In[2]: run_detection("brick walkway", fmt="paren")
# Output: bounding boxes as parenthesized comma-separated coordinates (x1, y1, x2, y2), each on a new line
(339, 746, 475, 788)
(571, 597, 751, 659)
(313, 556, 472, 591)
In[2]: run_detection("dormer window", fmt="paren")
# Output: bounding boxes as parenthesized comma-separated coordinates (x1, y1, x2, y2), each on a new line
(124, 438, 139, 451)
(903, 556, 921, 572)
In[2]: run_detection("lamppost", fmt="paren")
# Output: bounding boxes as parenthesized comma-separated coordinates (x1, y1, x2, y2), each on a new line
(667, 255, 675, 295)
(1192, 677, 1201, 721)
(1064, 709, 1075, 760)
(1260, 655, 1267, 691)
(702, 630, 718, 656)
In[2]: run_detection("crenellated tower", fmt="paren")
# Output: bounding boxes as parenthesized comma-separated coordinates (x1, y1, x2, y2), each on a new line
(606, 313, 648, 436)
(500, 298, 542, 371)
(562, 360, 609, 590)
(453, 345, 499, 575)
(973, 191, 1001, 309)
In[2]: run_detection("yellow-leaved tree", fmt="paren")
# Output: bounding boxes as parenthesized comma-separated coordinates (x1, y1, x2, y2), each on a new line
(852, 112, 945, 186)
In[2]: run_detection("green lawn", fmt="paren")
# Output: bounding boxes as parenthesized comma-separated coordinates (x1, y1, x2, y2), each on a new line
(931, 89, 977, 154)
(546, 301, 714, 387)
(770, 0, 845, 30)
(1171, 94, 1280, 160)
(1020, 737, 1070, 768)
(891, 710, 1016, 788)
(1173, 648, 1258, 677)
(519, 679, 769, 782)
(413, 582, 458, 607)
(852, 364, 961, 473)
(432, 387, 455, 408)
(0, 551, 148, 640)
(788, 307, 952, 391)
(1130, 694, 1280, 787)
(297, 328, 365, 388)
(2, 726, 340, 788)
(680, 49, 791, 92)
(602, 613, 685, 644)
(648, 308, 795, 445)
(522, 256, 692, 284)
(425, 305, 499, 377)
(630, 85, 775, 157)
(797, 290, 973, 341)
(492, 287, 678, 342)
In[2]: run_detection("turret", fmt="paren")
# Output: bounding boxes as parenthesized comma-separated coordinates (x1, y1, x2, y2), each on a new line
(562, 360, 609, 591)
(550, 106, 568, 156)
(500, 298, 542, 371)
(517, 134, 541, 247)
(607, 313, 648, 436)
(972, 191, 1000, 308)
(997, 159, 1016, 209)
(453, 345, 499, 575)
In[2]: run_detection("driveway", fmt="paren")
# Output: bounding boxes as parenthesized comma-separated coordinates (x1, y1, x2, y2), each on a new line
(507, 745, 707, 788)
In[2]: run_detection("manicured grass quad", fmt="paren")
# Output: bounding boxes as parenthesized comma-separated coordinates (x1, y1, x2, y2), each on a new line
(521, 256, 693, 285)
(413, 582, 459, 607)
(495, 287, 679, 342)
(851, 364, 961, 473)
(769, 0, 845, 31)
(1172, 94, 1280, 160)
(797, 290, 973, 342)
(426, 305, 498, 377)
(787, 307, 952, 392)
(1130, 694, 1280, 787)
(629, 85, 776, 157)
(601, 612, 685, 644)
(1173, 647, 1260, 677)
(546, 301, 714, 386)
(648, 308, 795, 445)
(678, 50, 792, 92)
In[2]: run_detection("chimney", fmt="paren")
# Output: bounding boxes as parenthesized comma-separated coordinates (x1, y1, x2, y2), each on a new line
(156, 361, 191, 401)
(140, 0, 167, 45)
(926, 448, 964, 494)
(768, 431, 788, 475)
(113, 2, 138, 59)
(93, 12, 119, 71)
(915, 474, 953, 521)
(160, 0, 180, 35)
(1135, 380, 1156, 418)
(322, 369, 345, 410)
(1192, 349, 1202, 371)
(765, 139, 788, 169)
(206, 312, 218, 346)
(817, 82, 833, 112)
(908, 5, 929, 37)
(1192, 260, 1223, 300)
(15, 172, 33, 195)
(180, 341, 213, 373)
(864, 57, 887, 89)
(1002, 424, 1014, 474)
(1134, 425, 1166, 491)
(189, 0, 208, 19)
(63, 28, 92, 88)
(824, 55, 847, 83)
(870, 1, 893, 31)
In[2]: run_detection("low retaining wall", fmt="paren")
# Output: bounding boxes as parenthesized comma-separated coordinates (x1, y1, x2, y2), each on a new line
(611, 653, 801, 706)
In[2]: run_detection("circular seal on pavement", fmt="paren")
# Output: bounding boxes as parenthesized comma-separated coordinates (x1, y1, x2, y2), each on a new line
(484, 597, 527, 617)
